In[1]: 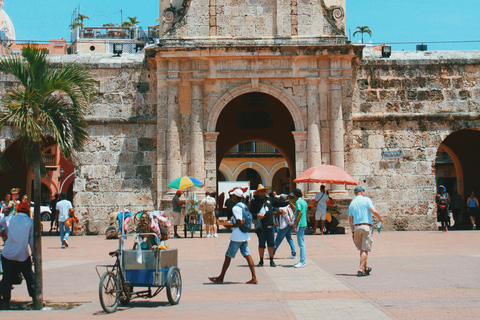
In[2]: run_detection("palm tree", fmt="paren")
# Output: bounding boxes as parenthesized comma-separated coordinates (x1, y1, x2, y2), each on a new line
(122, 16, 141, 27)
(0, 45, 96, 310)
(70, 13, 89, 30)
(353, 26, 372, 44)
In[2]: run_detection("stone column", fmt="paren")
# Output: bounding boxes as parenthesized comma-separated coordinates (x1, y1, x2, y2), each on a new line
(306, 78, 321, 196)
(329, 73, 347, 194)
(166, 77, 182, 193)
(292, 131, 308, 194)
(204, 132, 219, 193)
(190, 79, 205, 189)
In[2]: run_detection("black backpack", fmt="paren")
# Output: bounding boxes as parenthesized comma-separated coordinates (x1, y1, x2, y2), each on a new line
(233, 202, 252, 233)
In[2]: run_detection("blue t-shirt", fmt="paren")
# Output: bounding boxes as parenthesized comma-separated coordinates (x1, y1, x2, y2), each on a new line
(348, 195, 374, 225)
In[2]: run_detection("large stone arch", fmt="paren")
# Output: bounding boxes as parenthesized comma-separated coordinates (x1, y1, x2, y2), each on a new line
(206, 83, 305, 133)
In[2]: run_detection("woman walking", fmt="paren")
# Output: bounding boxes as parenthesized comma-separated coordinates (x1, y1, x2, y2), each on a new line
(467, 191, 479, 230)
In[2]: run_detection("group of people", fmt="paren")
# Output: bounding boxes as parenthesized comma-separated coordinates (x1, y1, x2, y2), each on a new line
(208, 184, 382, 283)
(208, 186, 308, 284)
(0, 190, 73, 309)
(436, 186, 479, 231)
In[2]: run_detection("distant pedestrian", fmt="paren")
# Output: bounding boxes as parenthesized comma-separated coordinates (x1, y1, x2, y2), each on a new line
(467, 191, 479, 230)
(292, 188, 307, 268)
(436, 185, 450, 232)
(313, 185, 328, 235)
(0, 201, 35, 309)
(200, 192, 218, 238)
(49, 193, 59, 233)
(0, 193, 13, 217)
(348, 185, 383, 277)
(209, 188, 257, 284)
(171, 190, 185, 238)
(450, 189, 462, 229)
(56, 192, 73, 248)
(273, 195, 296, 259)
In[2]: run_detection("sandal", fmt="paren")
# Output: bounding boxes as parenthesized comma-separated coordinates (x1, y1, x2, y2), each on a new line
(357, 270, 368, 277)
(208, 277, 223, 284)
(364, 267, 372, 275)
(246, 279, 258, 284)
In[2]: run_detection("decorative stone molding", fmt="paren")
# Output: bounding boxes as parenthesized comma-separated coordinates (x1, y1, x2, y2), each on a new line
(319, 1, 345, 35)
(161, 1, 192, 36)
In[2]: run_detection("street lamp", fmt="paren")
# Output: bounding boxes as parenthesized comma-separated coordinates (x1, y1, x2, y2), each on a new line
(58, 167, 64, 181)
(113, 43, 123, 56)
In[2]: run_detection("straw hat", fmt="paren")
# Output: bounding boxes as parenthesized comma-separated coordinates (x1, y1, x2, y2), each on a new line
(254, 184, 269, 195)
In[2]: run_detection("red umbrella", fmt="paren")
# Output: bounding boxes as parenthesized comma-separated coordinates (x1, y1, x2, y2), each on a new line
(293, 165, 358, 185)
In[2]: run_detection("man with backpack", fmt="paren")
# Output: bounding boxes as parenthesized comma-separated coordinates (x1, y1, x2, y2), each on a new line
(209, 187, 257, 284)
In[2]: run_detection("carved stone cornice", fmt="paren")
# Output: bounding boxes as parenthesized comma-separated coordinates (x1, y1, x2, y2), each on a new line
(162, 0, 192, 36)
(319, 0, 345, 35)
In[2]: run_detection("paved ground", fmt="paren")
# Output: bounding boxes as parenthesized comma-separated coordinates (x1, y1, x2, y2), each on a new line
(2, 228, 480, 319)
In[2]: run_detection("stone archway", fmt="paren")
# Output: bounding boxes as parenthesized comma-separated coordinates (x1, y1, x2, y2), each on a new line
(207, 83, 305, 133)
(211, 90, 297, 193)
(204, 84, 306, 193)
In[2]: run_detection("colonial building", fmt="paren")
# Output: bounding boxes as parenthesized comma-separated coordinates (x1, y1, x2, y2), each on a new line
(1, 1, 480, 232)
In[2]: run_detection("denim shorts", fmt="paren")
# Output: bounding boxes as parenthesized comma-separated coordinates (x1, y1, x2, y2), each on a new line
(257, 226, 275, 249)
(226, 241, 250, 258)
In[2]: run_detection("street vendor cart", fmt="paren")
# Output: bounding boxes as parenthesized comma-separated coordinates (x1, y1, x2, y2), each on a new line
(96, 233, 182, 313)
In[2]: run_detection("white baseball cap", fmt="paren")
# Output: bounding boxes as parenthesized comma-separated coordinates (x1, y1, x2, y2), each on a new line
(230, 188, 244, 198)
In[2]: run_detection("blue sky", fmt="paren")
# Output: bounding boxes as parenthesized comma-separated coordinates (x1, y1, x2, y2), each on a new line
(4, 0, 480, 51)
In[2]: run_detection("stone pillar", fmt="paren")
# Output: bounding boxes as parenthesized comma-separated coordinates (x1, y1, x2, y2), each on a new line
(166, 77, 182, 193)
(306, 78, 321, 196)
(190, 79, 205, 189)
(292, 131, 308, 194)
(204, 132, 219, 193)
(329, 73, 347, 195)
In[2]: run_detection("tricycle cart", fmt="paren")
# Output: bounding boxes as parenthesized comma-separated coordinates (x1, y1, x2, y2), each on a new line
(96, 233, 182, 313)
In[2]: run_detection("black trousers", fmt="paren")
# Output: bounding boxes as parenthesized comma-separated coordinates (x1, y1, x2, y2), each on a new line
(0, 255, 35, 303)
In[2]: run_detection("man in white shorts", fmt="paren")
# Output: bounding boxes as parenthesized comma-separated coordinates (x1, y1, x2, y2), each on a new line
(313, 185, 328, 235)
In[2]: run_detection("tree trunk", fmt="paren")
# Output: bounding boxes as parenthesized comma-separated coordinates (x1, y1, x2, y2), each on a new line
(33, 142, 43, 310)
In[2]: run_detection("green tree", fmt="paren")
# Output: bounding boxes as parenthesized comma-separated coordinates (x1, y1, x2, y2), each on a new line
(102, 22, 118, 27)
(353, 25, 372, 43)
(70, 13, 90, 30)
(0, 45, 96, 310)
(122, 16, 141, 27)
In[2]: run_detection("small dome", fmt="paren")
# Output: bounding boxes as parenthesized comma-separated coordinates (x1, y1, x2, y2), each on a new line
(0, 0, 15, 41)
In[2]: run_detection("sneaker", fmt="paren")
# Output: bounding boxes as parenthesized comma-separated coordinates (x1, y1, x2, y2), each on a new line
(206, 234, 212, 238)
(213, 234, 218, 238)
(61, 246, 66, 249)
(294, 262, 306, 268)
(173, 235, 181, 239)
(287, 255, 297, 259)
(270, 260, 276, 267)
(257, 261, 264, 267)
(63, 239, 69, 247)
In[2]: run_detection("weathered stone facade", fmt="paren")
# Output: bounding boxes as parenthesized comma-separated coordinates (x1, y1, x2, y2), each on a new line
(349, 50, 480, 230)
(1, 2, 480, 232)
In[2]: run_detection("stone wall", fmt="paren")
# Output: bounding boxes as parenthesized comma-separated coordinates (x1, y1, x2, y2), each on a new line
(0, 54, 158, 234)
(348, 50, 480, 230)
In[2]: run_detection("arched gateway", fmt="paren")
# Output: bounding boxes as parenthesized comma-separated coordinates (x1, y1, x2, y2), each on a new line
(149, 1, 361, 207)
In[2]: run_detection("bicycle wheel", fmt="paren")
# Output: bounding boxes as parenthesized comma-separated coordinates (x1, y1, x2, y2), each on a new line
(99, 271, 120, 313)
(166, 266, 182, 305)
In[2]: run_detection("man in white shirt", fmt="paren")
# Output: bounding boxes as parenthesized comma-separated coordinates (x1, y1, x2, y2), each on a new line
(56, 192, 74, 248)
(200, 192, 217, 238)
(0, 201, 35, 309)
(208, 188, 257, 284)
(313, 185, 328, 235)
